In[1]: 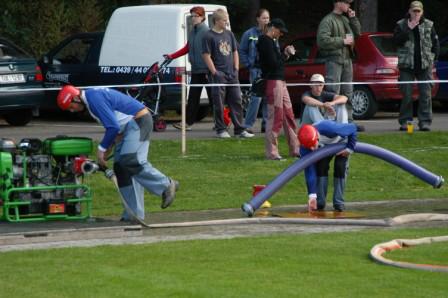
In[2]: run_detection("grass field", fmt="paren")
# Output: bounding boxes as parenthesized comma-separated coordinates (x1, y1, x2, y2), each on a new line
(1, 132, 447, 297)
(87, 131, 448, 216)
(0, 227, 447, 297)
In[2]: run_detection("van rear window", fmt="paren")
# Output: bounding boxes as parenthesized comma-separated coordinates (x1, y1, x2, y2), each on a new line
(370, 36, 397, 57)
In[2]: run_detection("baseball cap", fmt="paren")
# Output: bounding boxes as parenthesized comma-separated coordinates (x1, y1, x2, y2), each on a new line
(310, 74, 325, 83)
(269, 18, 288, 33)
(409, 1, 423, 11)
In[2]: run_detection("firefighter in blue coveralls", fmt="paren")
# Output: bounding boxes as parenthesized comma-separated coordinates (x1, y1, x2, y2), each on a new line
(298, 121, 357, 212)
(57, 85, 179, 221)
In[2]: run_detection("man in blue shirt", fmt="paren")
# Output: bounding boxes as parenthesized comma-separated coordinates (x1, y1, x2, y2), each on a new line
(298, 121, 357, 212)
(57, 85, 178, 221)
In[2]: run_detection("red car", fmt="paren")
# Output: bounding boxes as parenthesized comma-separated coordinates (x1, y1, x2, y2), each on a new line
(241, 32, 439, 119)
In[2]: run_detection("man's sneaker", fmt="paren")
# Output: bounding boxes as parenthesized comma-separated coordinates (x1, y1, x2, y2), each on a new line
(419, 125, 431, 131)
(237, 130, 254, 138)
(268, 155, 285, 161)
(161, 178, 179, 209)
(216, 131, 231, 138)
(173, 122, 192, 131)
(245, 128, 254, 134)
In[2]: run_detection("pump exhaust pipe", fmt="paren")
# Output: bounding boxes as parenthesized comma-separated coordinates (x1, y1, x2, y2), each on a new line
(81, 161, 100, 175)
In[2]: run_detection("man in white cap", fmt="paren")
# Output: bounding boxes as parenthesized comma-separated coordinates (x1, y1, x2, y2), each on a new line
(300, 73, 348, 125)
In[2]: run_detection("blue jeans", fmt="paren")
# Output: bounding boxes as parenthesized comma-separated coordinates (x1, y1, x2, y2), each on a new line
(300, 104, 348, 125)
(113, 114, 170, 220)
(244, 68, 266, 129)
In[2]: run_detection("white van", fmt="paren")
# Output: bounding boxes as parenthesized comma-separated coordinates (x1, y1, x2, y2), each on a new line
(99, 4, 228, 119)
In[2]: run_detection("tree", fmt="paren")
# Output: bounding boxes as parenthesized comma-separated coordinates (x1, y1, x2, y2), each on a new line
(356, 0, 378, 32)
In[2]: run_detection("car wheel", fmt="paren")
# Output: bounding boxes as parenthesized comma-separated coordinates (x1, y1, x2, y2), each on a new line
(3, 109, 33, 126)
(352, 86, 377, 120)
(196, 105, 210, 122)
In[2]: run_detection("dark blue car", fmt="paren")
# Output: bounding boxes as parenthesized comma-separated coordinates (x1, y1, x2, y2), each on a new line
(0, 37, 45, 126)
(435, 36, 448, 104)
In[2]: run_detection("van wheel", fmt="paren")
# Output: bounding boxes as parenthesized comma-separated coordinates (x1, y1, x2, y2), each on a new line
(4, 109, 33, 126)
(196, 106, 210, 122)
(352, 86, 377, 120)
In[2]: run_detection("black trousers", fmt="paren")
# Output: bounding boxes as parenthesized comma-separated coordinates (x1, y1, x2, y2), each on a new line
(186, 73, 212, 125)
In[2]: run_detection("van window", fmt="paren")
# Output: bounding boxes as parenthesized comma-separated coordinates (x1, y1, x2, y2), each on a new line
(53, 38, 94, 65)
(186, 15, 193, 37)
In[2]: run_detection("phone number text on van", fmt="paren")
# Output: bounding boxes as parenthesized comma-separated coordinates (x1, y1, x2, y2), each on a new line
(100, 66, 151, 74)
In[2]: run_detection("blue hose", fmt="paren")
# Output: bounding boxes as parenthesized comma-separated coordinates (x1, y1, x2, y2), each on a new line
(241, 142, 444, 217)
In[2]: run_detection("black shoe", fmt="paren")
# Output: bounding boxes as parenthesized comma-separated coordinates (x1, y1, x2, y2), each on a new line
(334, 205, 345, 212)
(419, 125, 431, 131)
(316, 204, 325, 211)
(161, 178, 179, 209)
(356, 124, 365, 132)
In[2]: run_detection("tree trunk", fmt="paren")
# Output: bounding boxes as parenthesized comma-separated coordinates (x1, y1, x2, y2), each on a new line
(357, 0, 378, 32)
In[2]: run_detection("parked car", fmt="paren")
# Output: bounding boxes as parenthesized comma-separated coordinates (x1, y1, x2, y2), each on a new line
(0, 37, 45, 126)
(435, 35, 448, 104)
(240, 32, 439, 119)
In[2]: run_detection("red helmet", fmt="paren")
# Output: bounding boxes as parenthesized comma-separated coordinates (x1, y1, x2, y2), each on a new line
(57, 85, 80, 110)
(298, 124, 319, 149)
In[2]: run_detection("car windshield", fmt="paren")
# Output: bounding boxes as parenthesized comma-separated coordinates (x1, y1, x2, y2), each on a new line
(0, 39, 28, 59)
(370, 35, 397, 57)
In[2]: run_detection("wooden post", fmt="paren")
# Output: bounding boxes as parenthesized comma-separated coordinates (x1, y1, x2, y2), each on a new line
(181, 73, 187, 156)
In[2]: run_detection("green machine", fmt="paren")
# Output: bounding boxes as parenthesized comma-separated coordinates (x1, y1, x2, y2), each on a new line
(0, 136, 97, 222)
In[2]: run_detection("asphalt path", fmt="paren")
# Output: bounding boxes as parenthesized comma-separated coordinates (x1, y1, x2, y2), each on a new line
(1, 108, 447, 142)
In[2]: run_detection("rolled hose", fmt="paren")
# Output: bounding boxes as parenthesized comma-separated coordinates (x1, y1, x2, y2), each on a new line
(370, 235, 448, 273)
(242, 142, 444, 217)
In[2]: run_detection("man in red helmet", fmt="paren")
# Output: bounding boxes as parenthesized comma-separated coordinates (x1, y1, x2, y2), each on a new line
(298, 120, 357, 212)
(57, 85, 178, 221)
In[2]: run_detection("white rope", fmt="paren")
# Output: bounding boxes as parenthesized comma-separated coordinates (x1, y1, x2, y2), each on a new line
(1, 79, 447, 93)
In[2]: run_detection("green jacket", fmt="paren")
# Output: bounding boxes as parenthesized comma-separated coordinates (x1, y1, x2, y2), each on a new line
(394, 17, 438, 70)
(316, 12, 361, 64)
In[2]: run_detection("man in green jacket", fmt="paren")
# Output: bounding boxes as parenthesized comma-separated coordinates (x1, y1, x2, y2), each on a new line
(316, 0, 362, 130)
(393, 1, 439, 132)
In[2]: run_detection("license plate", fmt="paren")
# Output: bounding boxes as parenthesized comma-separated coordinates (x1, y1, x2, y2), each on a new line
(0, 74, 26, 84)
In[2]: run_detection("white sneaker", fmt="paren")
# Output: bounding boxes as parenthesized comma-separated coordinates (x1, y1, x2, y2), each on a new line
(216, 131, 231, 138)
(238, 130, 254, 138)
